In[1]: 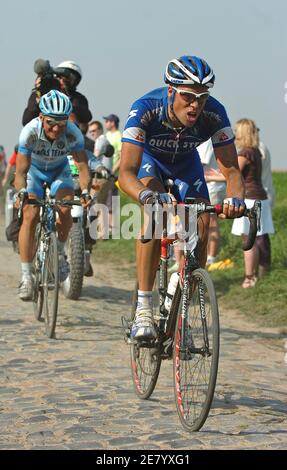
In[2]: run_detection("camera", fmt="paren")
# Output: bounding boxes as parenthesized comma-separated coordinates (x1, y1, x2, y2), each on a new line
(34, 59, 61, 95)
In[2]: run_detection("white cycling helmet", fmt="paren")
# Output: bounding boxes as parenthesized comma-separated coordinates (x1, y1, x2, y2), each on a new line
(39, 90, 72, 118)
(55, 61, 82, 86)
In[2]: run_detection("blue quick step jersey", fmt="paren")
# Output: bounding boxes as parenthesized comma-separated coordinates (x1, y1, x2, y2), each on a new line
(122, 87, 234, 202)
(122, 87, 234, 162)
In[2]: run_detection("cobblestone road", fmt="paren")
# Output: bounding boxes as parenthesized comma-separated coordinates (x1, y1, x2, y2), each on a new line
(0, 219, 286, 450)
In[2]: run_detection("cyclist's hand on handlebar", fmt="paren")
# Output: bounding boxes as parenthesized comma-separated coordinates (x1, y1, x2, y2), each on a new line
(80, 189, 92, 207)
(158, 192, 177, 205)
(14, 188, 28, 209)
(139, 189, 176, 206)
(219, 197, 246, 219)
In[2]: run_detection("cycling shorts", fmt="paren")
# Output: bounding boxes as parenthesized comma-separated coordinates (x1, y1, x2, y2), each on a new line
(137, 152, 209, 202)
(27, 163, 74, 198)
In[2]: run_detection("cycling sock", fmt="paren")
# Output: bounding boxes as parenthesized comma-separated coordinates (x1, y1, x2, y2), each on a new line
(207, 255, 216, 264)
(21, 262, 32, 277)
(137, 290, 153, 310)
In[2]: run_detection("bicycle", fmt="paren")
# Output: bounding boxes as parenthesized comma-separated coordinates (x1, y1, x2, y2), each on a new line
(62, 159, 115, 299)
(19, 184, 81, 338)
(122, 193, 261, 431)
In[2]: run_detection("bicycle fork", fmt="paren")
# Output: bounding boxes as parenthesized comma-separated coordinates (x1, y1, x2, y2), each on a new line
(180, 272, 211, 357)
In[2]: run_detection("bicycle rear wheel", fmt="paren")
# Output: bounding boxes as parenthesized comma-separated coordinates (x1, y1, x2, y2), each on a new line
(130, 277, 162, 399)
(173, 268, 219, 431)
(43, 232, 59, 338)
(32, 225, 44, 321)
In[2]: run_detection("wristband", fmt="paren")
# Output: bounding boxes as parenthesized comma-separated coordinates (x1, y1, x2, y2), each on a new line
(138, 189, 154, 205)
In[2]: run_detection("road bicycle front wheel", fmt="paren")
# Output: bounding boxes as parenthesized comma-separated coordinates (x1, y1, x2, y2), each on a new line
(130, 278, 162, 399)
(62, 221, 85, 300)
(43, 232, 59, 338)
(173, 268, 219, 431)
(32, 226, 44, 321)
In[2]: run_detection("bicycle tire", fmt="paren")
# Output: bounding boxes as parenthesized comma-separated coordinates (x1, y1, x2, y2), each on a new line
(173, 268, 220, 431)
(62, 222, 85, 300)
(32, 225, 44, 321)
(130, 276, 162, 399)
(43, 232, 59, 338)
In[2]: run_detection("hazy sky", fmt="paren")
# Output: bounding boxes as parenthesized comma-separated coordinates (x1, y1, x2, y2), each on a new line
(1, 0, 286, 169)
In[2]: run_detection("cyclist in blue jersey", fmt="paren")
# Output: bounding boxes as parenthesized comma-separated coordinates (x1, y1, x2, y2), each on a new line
(15, 90, 90, 301)
(119, 55, 245, 341)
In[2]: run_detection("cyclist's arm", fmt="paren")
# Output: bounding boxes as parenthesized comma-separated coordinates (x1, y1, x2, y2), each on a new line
(214, 143, 245, 199)
(72, 149, 90, 191)
(14, 152, 31, 192)
(118, 142, 146, 201)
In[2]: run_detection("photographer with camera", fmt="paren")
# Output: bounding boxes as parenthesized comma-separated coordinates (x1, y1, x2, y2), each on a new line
(22, 59, 92, 126)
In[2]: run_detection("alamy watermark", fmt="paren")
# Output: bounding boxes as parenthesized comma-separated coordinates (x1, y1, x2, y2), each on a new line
(88, 195, 198, 244)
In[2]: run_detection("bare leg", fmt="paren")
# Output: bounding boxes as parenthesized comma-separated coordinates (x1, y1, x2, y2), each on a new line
(137, 177, 165, 291)
(243, 239, 259, 277)
(55, 188, 74, 242)
(18, 195, 40, 263)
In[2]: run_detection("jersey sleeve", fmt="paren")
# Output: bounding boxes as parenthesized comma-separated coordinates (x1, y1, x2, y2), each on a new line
(18, 124, 37, 156)
(122, 99, 149, 148)
(204, 98, 235, 148)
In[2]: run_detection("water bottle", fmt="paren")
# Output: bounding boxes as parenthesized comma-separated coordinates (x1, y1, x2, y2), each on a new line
(164, 272, 179, 313)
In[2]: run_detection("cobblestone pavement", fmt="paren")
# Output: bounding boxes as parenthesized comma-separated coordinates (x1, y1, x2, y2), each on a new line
(0, 219, 286, 450)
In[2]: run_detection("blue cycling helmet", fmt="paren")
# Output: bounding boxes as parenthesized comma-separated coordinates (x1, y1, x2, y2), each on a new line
(39, 89, 72, 118)
(164, 56, 215, 88)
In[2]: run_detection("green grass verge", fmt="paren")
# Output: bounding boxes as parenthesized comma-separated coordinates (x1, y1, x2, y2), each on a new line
(93, 173, 287, 327)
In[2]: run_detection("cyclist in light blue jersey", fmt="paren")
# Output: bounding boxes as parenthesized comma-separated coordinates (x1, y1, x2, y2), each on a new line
(119, 55, 246, 341)
(15, 90, 90, 301)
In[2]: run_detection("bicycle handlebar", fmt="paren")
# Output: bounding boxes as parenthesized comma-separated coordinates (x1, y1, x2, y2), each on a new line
(26, 198, 82, 207)
(141, 194, 261, 252)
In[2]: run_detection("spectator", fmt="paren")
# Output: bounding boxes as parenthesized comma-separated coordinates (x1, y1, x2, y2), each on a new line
(0, 146, 6, 181)
(198, 139, 232, 270)
(88, 121, 114, 173)
(231, 119, 274, 288)
(0, 145, 7, 201)
(103, 114, 122, 233)
(255, 136, 275, 278)
(1, 145, 18, 187)
(103, 114, 122, 174)
(22, 59, 92, 126)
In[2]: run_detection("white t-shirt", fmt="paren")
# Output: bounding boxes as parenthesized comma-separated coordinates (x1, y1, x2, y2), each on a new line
(197, 139, 226, 194)
(259, 141, 275, 208)
(94, 134, 112, 172)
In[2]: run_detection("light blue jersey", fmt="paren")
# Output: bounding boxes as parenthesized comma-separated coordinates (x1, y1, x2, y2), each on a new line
(18, 118, 84, 171)
(18, 118, 84, 197)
